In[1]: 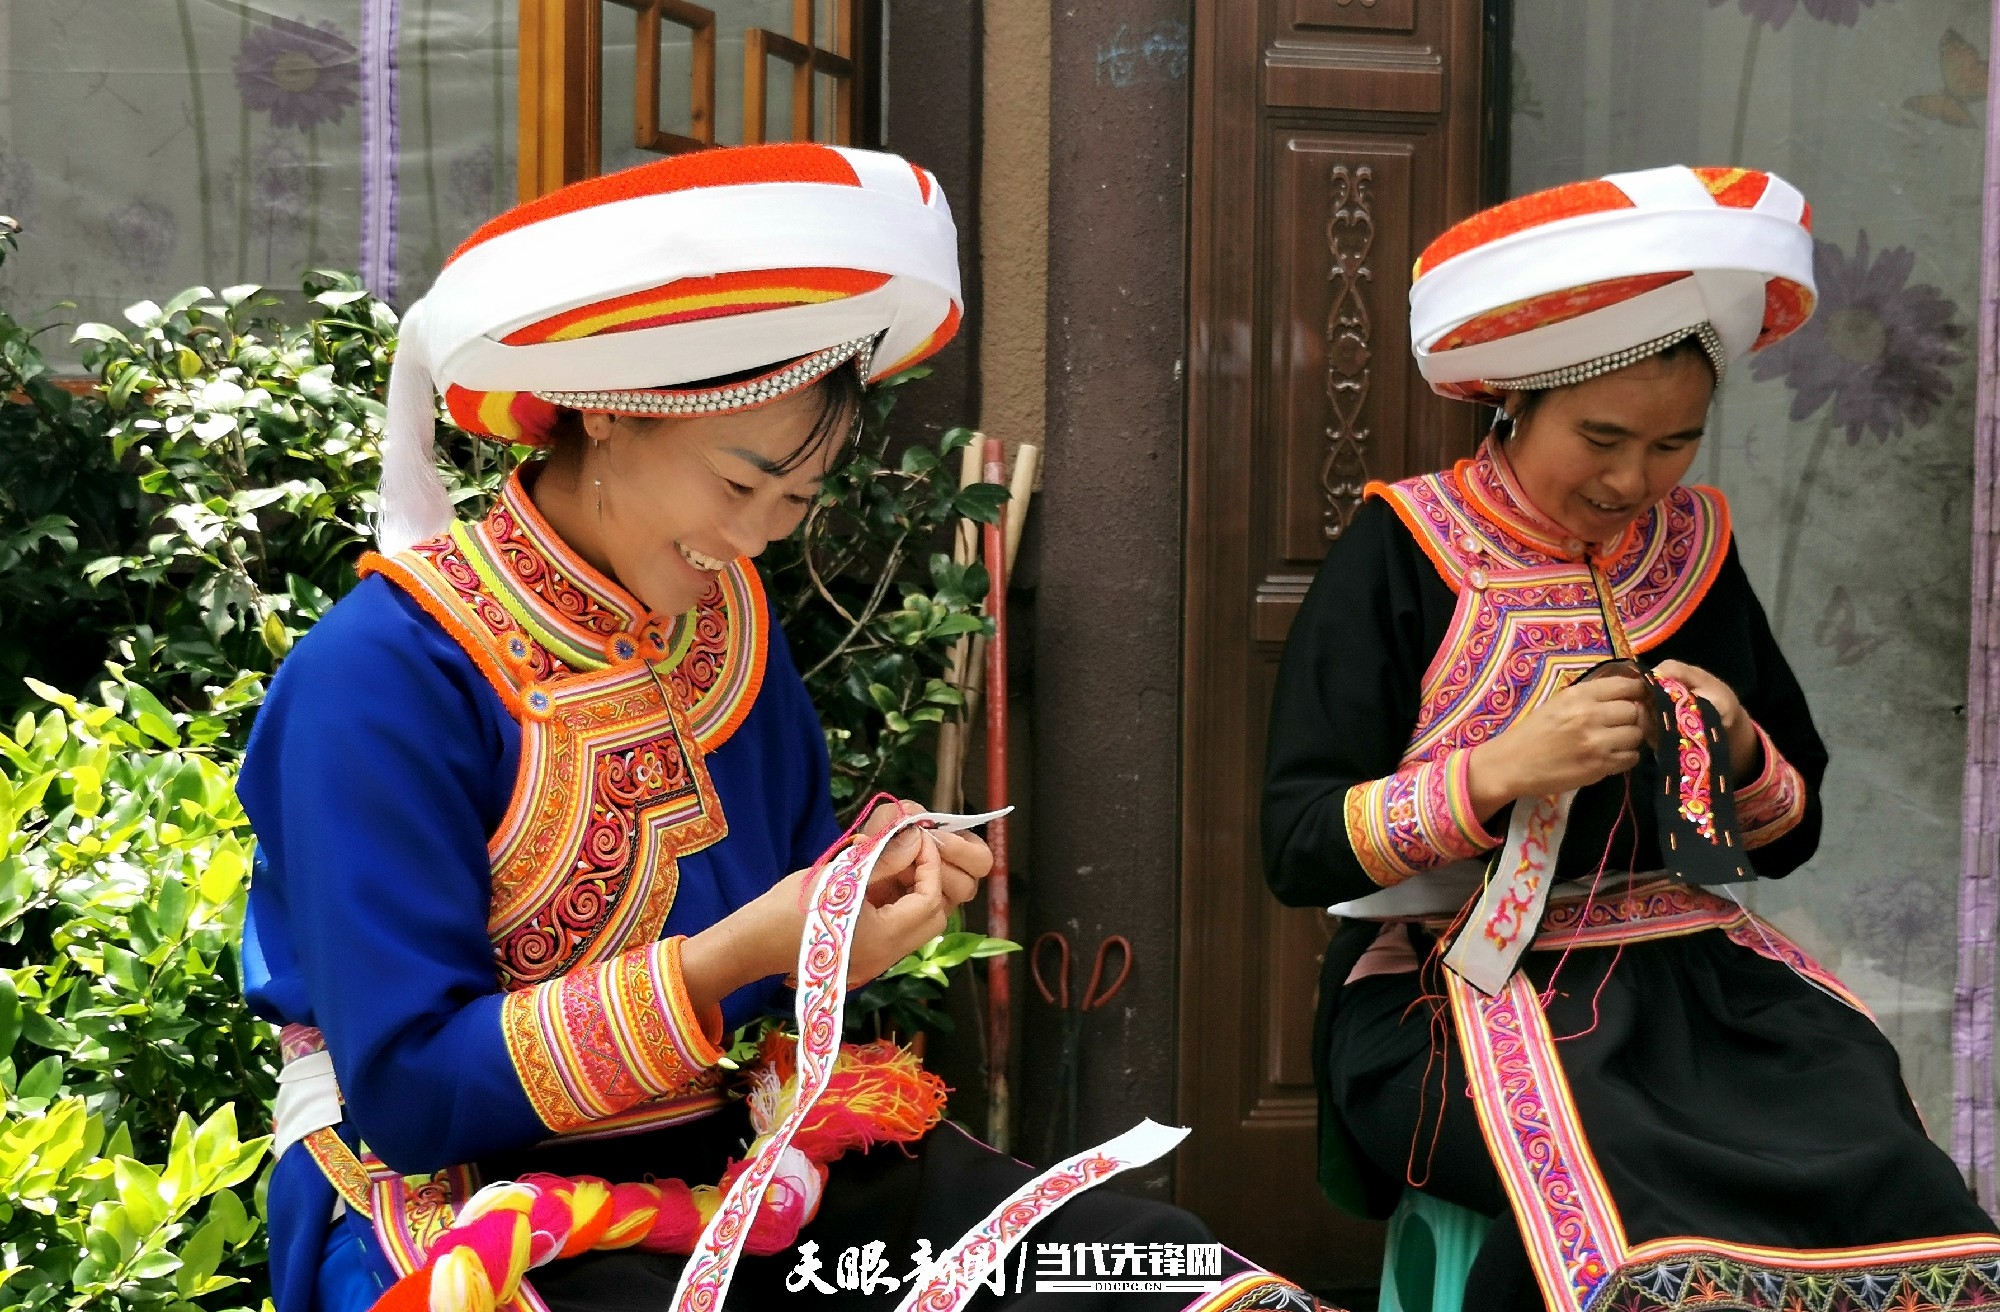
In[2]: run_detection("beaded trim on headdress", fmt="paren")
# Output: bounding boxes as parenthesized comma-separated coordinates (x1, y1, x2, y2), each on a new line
(532, 335, 877, 419)
(1483, 322, 1727, 393)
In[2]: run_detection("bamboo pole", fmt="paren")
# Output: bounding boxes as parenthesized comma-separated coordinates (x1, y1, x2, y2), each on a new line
(981, 437, 1013, 1151)
(932, 442, 1039, 812)
(932, 439, 987, 811)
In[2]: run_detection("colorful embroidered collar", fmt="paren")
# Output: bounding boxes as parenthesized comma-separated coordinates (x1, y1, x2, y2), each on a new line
(1369, 436, 1733, 654)
(359, 466, 769, 752)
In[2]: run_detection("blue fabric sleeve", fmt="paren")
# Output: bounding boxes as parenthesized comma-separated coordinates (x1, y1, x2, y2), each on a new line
(239, 577, 548, 1172)
(663, 596, 844, 1031)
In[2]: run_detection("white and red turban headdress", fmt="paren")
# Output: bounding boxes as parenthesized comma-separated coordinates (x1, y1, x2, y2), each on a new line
(1409, 165, 1818, 405)
(379, 143, 962, 552)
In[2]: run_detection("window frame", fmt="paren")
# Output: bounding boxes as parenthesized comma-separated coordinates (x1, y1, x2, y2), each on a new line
(516, 0, 879, 200)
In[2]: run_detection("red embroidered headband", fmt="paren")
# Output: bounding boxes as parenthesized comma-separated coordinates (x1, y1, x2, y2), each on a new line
(1409, 165, 1817, 405)
(379, 143, 962, 553)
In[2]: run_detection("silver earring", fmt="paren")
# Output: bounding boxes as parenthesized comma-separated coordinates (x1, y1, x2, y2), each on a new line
(592, 438, 604, 518)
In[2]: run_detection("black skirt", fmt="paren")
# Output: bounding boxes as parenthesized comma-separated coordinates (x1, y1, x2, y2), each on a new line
(1322, 928, 1996, 1312)
(483, 1105, 1328, 1311)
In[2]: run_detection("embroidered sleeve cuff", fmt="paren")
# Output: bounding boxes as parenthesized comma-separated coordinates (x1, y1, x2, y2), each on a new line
(1734, 722, 1808, 849)
(501, 935, 726, 1134)
(1343, 749, 1500, 887)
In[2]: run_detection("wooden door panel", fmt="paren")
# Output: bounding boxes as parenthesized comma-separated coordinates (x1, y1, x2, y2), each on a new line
(1182, 0, 1488, 1291)
(1270, 132, 1412, 561)
(1293, 0, 1419, 34)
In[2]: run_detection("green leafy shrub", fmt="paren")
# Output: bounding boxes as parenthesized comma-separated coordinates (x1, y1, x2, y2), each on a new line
(0, 679, 274, 1310)
(764, 406, 1003, 815)
(67, 276, 503, 726)
(0, 220, 130, 698)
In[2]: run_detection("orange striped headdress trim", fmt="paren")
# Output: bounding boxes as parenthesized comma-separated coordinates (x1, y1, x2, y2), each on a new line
(1408, 166, 1817, 404)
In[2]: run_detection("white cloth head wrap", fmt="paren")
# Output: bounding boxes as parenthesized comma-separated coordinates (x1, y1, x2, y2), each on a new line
(378, 145, 961, 552)
(1409, 165, 1816, 403)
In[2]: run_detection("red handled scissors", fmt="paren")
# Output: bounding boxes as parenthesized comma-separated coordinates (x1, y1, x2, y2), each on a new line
(1031, 931, 1132, 1159)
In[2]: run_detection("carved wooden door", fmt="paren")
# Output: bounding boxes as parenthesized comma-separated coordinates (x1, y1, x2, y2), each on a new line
(1177, 0, 1493, 1289)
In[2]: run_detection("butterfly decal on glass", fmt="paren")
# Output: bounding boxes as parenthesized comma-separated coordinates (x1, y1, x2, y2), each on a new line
(1904, 28, 1987, 128)
(1815, 586, 1888, 668)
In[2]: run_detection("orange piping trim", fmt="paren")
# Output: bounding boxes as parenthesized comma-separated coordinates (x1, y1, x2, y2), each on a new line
(695, 563, 770, 752)
(359, 552, 525, 717)
(1369, 482, 1469, 592)
(1631, 486, 1733, 651)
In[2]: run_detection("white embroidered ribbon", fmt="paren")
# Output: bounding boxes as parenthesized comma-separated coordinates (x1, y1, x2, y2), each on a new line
(893, 1119, 1191, 1312)
(670, 807, 1009, 1312)
(1443, 789, 1576, 996)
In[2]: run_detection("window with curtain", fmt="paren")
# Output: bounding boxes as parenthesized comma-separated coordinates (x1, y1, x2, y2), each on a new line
(0, 1, 516, 360)
(0, 1, 876, 359)
(1510, 0, 1989, 1135)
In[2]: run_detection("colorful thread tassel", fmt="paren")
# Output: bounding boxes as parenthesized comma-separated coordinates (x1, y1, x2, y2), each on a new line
(366, 1036, 946, 1312)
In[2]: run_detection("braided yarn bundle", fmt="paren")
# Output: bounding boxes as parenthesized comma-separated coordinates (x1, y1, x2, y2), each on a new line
(368, 1034, 947, 1312)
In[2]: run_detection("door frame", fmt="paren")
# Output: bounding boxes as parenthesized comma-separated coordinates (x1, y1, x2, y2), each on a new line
(1176, 0, 1503, 1288)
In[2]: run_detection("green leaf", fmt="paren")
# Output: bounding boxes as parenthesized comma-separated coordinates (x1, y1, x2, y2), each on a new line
(70, 321, 131, 346)
(930, 614, 986, 639)
(176, 1218, 225, 1294)
(100, 944, 146, 994)
(198, 843, 249, 906)
(16, 1055, 63, 1101)
(128, 1246, 183, 1279)
(0, 974, 18, 1059)
(206, 1185, 253, 1245)
(156, 878, 191, 943)
(113, 1157, 169, 1232)
(121, 683, 182, 747)
(953, 482, 1010, 524)
(163, 286, 215, 317)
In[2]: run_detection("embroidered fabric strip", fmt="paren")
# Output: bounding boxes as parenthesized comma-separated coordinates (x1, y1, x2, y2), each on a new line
(669, 808, 1007, 1312)
(1343, 748, 1497, 886)
(500, 936, 725, 1135)
(1177, 1272, 1333, 1310)
(1443, 789, 1575, 996)
(892, 1120, 1191, 1312)
(1449, 972, 1623, 1309)
(1449, 959, 2000, 1312)
(1734, 721, 1808, 848)
(302, 1127, 374, 1217)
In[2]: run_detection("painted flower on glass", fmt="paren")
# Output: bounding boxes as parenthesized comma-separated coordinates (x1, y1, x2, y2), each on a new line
(1707, 0, 1886, 29)
(1842, 872, 1955, 989)
(251, 142, 311, 224)
(235, 17, 359, 131)
(1749, 230, 1965, 443)
(108, 200, 179, 275)
(447, 145, 506, 222)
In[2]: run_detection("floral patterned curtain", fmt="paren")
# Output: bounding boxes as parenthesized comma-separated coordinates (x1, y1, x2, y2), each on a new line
(0, 0, 516, 361)
(1511, 0, 1989, 1140)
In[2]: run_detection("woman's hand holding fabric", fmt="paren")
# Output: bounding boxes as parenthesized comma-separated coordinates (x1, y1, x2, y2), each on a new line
(1649, 659, 1758, 783)
(1467, 673, 1648, 818)
(680, 798, 994, 1017)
